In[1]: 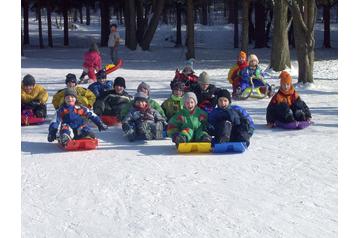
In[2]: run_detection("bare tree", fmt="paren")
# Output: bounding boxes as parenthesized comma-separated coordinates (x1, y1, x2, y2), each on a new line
(317, 0, 337, 48)
(124, 0, 137, 50)
(287, 0, 317, 83)
(233, 0, 239, 48)
(186, 0, 195, 59)
(241, 0, 251, 52)
(36, 3, 44, 48)
(100, 0, 110, 47)
(270, 0, 291, 71)
(22, 0, 30, 45)
(175, 1, 183, 47)
(46, 3, 53, 47)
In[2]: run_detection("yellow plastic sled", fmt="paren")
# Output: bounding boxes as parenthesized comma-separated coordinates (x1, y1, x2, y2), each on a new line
(177, 142, 212, 153)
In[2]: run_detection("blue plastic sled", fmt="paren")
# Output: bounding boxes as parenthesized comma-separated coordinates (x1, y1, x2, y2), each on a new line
(212, 142, 246, 153)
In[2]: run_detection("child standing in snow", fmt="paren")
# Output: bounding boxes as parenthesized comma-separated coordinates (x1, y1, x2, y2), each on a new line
(161, 81, 185, 121)
(208, 89, 254, 147)
(227, 51, 249, 99)
(190, 71, 221, 111)
(266, 71, 312, 128)
(47, 88, 107, 146)
(21, 74, 48, 118)
(88, 69, 113, 98)
(93, 77, 132, 118)
(52, 73, 96, 110)
(79, 42, 102, 83)
(108, 24, 121, 64)
(167, 92, 211, 147)
(239, 54, 272, 97)
(121, 92, 166, 142)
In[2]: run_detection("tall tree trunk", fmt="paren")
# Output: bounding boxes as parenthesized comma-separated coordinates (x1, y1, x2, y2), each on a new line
(141, 0, 165, 50)
(241, 0, 250, 52)
(201, 0, 208, 25)
(323, 4, 331, 48)
(233, 0, 239, 48)
(124, 0, 137, 50)
(228, 0, 235, 24)
(289, 0, 316, 83)
(63, 8, 69, 46)
(136, 0, 145, 44)
(265, 8, 273, 43)
(86, 5, 90, 25)
(175, 2, 182, 47)
(21, 30, 24, 56)
(254, 0, 266, 48)
(79, 7, 83, 24)
(186, 0, 195, 59)
(270, 0, 291, 71)
(74, 9, 78, 22)
(37, 5, 44, 48)
(119, 6, 123, 25)
(100, 0, 110, 47)
(248, 2, 255, 43)
(162, 6, 168, 24)
(23, 0, 30, 44)
(46, 5, 53, 47)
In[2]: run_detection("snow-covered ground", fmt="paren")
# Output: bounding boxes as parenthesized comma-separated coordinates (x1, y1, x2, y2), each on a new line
(22, 17, 337, 238)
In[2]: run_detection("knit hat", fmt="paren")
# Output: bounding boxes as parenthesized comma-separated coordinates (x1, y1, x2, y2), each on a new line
(22, 74, 35, 86)
(96, 69, 107, 80)
(65, 73, 77, 84)
(89, 42, 99, 52)
(113, 77, 126, 88)
(183, 92, 198, 105)
(217, 89, 232, 104)
(279, 71, 292, 85)
(63, 87, 77, 98)
(239, 51, 247, 59)
(248, 54, 259, 64)
(134, 92, 148, 102)
(198, 71, 210, 84)
(137, 82, 151, 94)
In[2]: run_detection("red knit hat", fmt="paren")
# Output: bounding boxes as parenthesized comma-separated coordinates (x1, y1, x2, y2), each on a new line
(279, 71, 292, 85)
(239, 51, 247, 59)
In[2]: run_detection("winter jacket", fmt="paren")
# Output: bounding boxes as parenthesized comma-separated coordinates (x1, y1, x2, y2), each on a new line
(88, 81, 114, 98)
(269, 87, 299, 108)
(161, 95, 184, 121)
(190, 83, 221, 109)
(49, 104, 103, 133)
(167, 107, 209, 142)
(94, 89, 132, 116)
(108, 31, 120, 48)
(227, 61, 248, 84)
(52, 86, 96, 110)
(120, 98, 166, 121)
(240, 65, 265, 85)
(83, 51, 102, 70)
(21, 84, 48, 104)
(209, 105, 255, 135)
(173, 70, 199, 91)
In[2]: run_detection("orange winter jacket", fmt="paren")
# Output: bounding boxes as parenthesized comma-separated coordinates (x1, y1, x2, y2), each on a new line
(269, 87, 299, 108)
(21, 84, 48, 104)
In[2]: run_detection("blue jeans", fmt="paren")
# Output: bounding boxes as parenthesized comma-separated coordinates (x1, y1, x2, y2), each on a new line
(109, 47, 118, 64)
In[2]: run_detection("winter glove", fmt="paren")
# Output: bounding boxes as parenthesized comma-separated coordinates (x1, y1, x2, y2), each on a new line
(47, 132, 57, 142)
(97, 122, 108, 131)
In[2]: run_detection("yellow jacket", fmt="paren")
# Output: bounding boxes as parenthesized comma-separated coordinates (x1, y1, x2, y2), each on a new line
(52, 86, 96, 109)
(21, 84, 48, 104)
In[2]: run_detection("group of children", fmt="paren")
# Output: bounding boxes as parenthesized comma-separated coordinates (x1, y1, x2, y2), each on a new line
(21, 50, 312, 149)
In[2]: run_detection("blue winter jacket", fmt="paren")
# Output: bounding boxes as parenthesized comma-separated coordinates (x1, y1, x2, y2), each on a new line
(208, 105, 255, 134)
(49, 104, 102, 133)
(88, 81, 113, 98)
(240, 66, 264, 84)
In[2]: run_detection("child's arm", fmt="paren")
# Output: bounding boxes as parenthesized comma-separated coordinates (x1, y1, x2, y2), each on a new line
(83, 106, 107, 131)
(47, 109, 62, 142)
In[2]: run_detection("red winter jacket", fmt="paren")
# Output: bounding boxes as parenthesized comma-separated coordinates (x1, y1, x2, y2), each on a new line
(83, 51, 102, 70)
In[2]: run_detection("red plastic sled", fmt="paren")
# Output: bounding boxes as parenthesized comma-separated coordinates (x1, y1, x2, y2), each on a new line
(105, 59, 123, 75)
(100, 115, 120, 126)
(21, 109, 46, 126)
(61, 138, 99, 151)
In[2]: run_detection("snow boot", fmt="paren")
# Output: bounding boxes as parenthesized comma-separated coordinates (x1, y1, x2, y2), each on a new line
(59, 133, 71, 146)
(175, 135, 187, 148)
(200, 134, 212, 143)
(219, 121, 232, 144)
(154, 122, 163, 140)
(294, 110, 306, 121)
(125, 129, 136, 142)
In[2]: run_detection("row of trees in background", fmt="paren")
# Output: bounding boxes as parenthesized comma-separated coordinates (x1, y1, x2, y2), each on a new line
(21, 0, 338, 83)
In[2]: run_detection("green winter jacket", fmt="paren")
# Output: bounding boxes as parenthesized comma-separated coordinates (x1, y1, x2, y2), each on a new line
(167, 107, 209, 142)
(161, 95, 184, 121)
(120, 98, 166, 121)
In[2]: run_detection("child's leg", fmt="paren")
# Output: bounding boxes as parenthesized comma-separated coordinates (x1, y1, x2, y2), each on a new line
(291, 100, 311, 121)
(213, 120, 232, 143)
(93, 99, 106, 116)
(76, 126, 95, 139)
(59, 124, 73, 145)
(231, 124, 253, 147)
(274, 103, 295, 123)
(33, 104, 47, 118)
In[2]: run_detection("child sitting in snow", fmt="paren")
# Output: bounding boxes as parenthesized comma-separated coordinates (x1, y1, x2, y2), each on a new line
(121, 92, 166, 142)
(79, 42, 102, 84)
(21, 74, 48, 118)
(120, 82, 166, 120)
(239, 54, 273, 97)
(167, 92, 211, 147)
(172, 59, 198, 91)
(208, 89, 254, 147)
(227, 51, 249, 99)
(266, 71, 312, 127)
(93, 77, 132, 118)
(161, 81, 185, 121)
(190, 71, 221, 112)
(47, 88, 108, 146)
(88, 69, 113, 98)
(52, 73, 96, 110)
